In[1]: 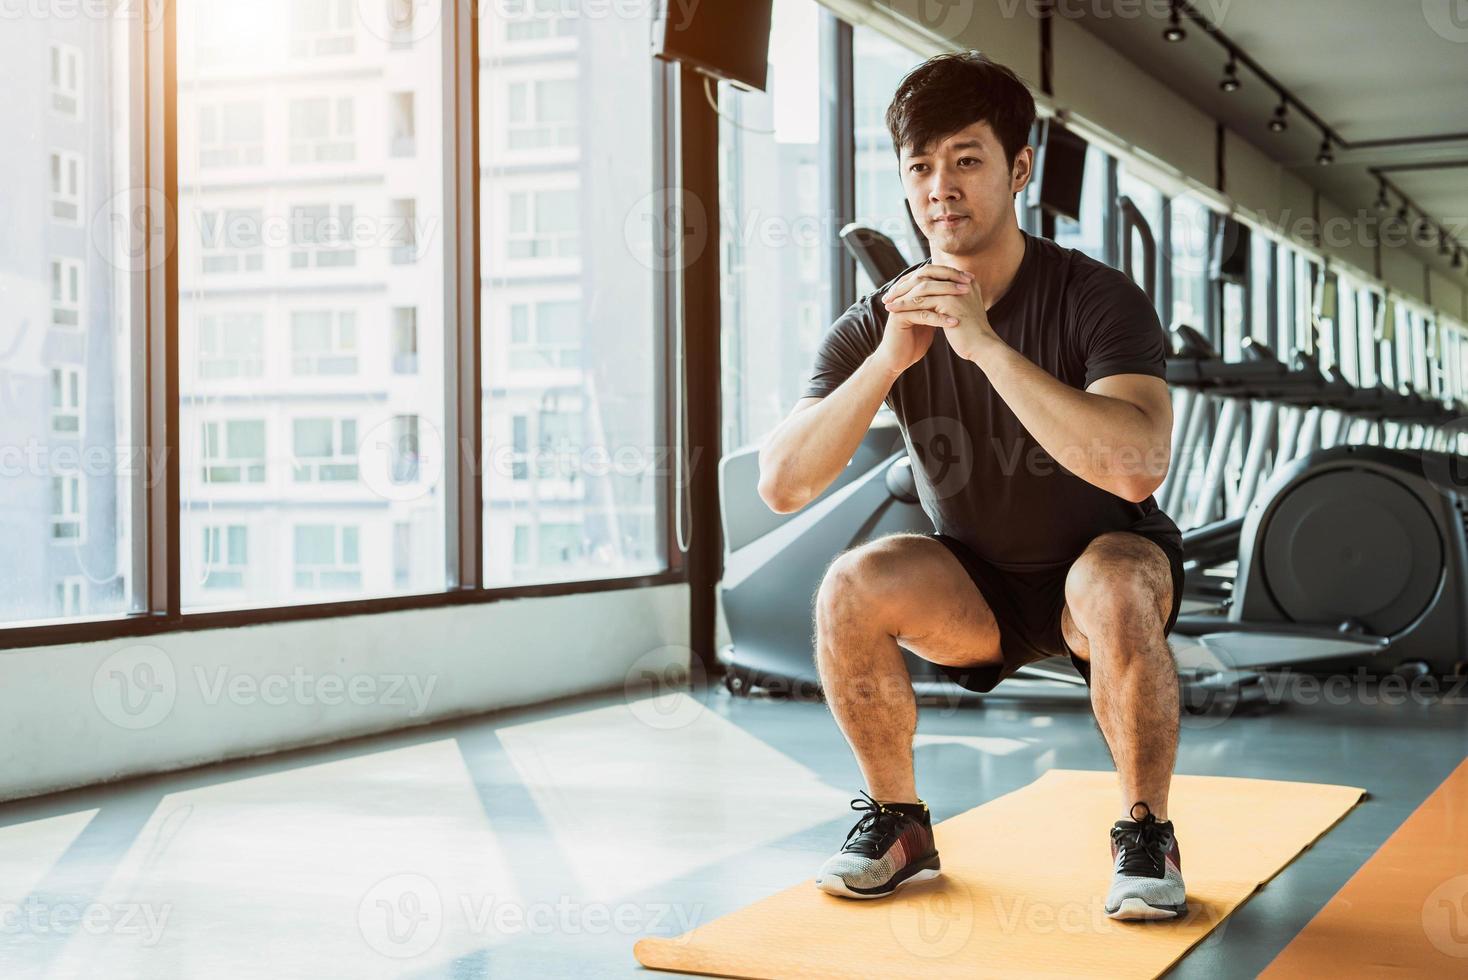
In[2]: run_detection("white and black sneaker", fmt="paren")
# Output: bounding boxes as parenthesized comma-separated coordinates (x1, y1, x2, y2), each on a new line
(814, 791, 941, 899)
(1106, 801, 1188, 920)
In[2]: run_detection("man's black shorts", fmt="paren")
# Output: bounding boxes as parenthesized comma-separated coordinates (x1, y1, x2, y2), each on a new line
(925, 527, 1185, 694)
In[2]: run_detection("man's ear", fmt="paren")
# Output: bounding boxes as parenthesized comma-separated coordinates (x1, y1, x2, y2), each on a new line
(1011, 145, 1035, 195)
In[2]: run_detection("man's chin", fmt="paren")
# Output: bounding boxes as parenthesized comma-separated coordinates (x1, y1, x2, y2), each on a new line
(931, 225, 986, 254)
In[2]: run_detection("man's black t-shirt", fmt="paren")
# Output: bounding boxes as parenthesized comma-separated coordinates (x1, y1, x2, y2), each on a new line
(803, 231, 1181, 569)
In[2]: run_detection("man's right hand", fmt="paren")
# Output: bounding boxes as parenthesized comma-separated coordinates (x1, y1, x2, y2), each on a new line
(872, 268, 972, 377)
(872, 306, 954, 378)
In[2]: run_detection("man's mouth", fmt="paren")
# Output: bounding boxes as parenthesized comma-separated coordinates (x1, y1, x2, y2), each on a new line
(933, 215, 967, 227)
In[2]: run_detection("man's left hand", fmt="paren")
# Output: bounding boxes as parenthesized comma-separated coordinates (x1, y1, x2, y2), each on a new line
(882, 265, 999, 363)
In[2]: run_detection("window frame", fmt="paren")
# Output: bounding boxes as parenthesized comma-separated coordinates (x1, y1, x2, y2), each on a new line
(5, 2, 679, 649)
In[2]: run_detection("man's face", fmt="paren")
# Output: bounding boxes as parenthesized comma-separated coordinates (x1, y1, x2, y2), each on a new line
(898, 120, 1031, 254)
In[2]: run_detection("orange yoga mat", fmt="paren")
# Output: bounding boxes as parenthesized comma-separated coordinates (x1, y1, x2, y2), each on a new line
(1261, 755, 1468, 976)
(634, 769, 1364, 979)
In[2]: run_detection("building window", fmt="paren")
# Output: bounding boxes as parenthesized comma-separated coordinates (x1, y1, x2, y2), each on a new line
(537, 522, 584, 565)
(389, 92, 415, 157)
(200, 208, 265, 274)
(49, 43, 81, 117)
(289, 97, 355, 163)
(393, 521, 411, 588)
(293, 524, 361, 589)
(291, 311, 358, 375)
(51, 258, 82, 329)
(291, 0, 356, 58)
(851, 25, 923, 292)
(55, 577, 85, 616)
(292, 417, 359, 482)
(390, 415, 419, 484)
(290, 203, 357, 269)
(199, 102, 265, 167)
(49, 150, 82, 224)
(505, 78, 576, 151)
(51, 473, 83, 540)
(511, 414, 529, 480)
(50, 367, 82, 436)
(390, 198, 417, 265)
(508, 300, 579, 370)
(502, 0, 577, 43)
(202, 525, 248, 589)
(179, 0, 449, 612)
(202, 420, 267, 484)
(392, 307, 418, 374)
(506, 189, 578, 260)
(388, 0, 416, 47)
(198, 313, 265, 379)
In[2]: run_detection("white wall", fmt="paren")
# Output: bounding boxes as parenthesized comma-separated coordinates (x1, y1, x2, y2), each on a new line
(0, 584, 689, 803)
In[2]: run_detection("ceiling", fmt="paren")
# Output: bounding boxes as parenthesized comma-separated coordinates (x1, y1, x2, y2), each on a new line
(1069, 0, 1468, 278)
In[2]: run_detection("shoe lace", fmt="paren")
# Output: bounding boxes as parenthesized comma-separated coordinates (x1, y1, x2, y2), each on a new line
(1111, 801, 1171, 878)
(841, 791, 909, 857)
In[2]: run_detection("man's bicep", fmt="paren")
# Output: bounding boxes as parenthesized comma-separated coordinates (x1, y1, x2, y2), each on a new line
(790, 396, 823, 418)
(1086, 374, 1172, 434)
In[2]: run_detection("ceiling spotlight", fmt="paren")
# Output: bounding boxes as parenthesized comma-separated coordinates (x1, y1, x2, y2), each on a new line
(1316, 137, 1333, 165)
(1455, 250, 1464, 270)
(1268, 100, 1288, 133)
(1441, 235, 1453, 257)
(1397, 204, 1409, 225)
(1163, 3, 1186, 41)
(1374, 183, 1390, 212)
(1413, 218, 1434, 245)
(1219, 56, 1241, 92)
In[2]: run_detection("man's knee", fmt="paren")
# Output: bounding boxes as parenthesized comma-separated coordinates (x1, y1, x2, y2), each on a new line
(816, 536, 917, 620)
(1064, 534, 1170, 637)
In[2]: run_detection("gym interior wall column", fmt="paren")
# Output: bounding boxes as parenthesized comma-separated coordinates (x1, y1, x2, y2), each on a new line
(823, 11, 855, 324)
(679, 64, 724, 680)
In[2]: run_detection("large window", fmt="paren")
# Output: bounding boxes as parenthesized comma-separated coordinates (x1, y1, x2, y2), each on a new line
(178, 0, 447, 610)
(1169, 195, 1209, 335)
(479, 1, 661, 585)
(853, 26, 924, 292)
(0, 18, 135, 626)
(718, 0, 832, 453)
(1052, 144, 1107, 264)
(1337, 275, 1360, 385)
(1117, 165, 1163, 304)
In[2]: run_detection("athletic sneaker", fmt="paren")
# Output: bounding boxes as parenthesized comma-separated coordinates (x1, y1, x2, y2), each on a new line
(814, 791, 941, 899)
(1106, 801, 1188, 920)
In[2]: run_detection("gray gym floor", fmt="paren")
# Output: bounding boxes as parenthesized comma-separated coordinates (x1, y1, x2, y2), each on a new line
(0, 673, 1463, 978)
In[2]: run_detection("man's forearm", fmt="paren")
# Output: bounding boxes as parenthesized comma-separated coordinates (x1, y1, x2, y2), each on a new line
(759, 356, 899, 512)
(969, 336, 1165, 501)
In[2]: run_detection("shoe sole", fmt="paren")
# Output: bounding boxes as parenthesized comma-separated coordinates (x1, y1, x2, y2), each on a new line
(1105, 897, 1187, 920)
(815, 853, 941, 900)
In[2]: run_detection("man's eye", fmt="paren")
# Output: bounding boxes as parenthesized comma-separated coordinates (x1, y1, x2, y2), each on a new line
(909, 164, 927, 174)
(960, 157, 979, 166)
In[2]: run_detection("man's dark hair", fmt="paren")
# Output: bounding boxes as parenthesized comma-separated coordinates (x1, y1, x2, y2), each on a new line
(885, 51, 1036, 170)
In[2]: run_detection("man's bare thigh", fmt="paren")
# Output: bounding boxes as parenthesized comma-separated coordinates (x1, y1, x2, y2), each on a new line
(824, 533, 1004, 670)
